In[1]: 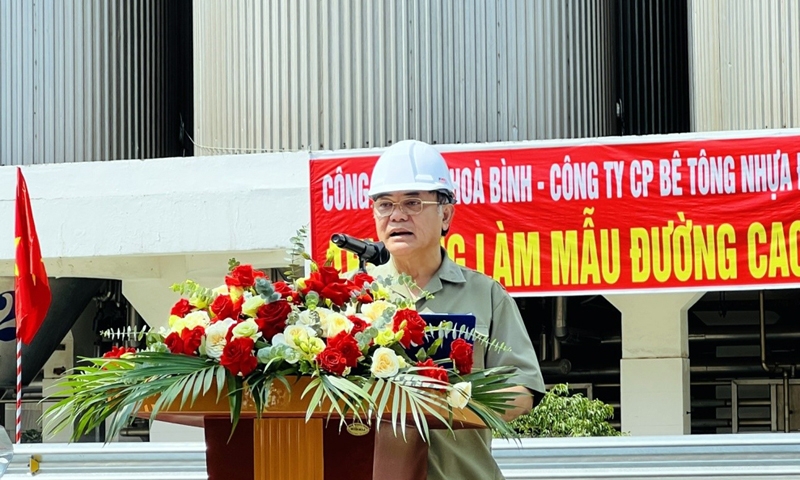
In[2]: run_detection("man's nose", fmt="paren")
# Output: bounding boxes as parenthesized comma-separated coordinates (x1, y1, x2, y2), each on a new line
(388, 204, 409, 222)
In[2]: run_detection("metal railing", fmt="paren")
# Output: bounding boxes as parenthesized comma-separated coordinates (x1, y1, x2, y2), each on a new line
(3, 442, 207, 480)
(494, 434, 800, 479)
(4, 434, 800, 479)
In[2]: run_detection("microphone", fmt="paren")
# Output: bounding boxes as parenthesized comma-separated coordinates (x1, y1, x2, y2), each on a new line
(330, 233, 391, 266)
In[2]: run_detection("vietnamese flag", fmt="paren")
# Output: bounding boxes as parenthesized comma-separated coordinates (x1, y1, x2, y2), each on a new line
(14, 168, 51, 345)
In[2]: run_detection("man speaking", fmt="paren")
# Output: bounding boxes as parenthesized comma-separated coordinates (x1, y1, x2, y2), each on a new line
(365, 140, 545, 479)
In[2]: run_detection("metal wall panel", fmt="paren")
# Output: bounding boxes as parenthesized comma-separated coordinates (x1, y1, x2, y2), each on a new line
(0, 0, 176, 165)
(192, 0, 617, 154)
(689, 0, 800, 132)
(615, 0, 692, 135)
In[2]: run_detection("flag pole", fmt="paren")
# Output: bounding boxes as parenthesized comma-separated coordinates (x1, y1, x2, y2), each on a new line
(15, 337, 22, 444)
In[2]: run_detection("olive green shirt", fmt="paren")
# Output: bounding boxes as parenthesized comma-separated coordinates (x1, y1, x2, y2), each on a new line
(369, 251, 545, 480)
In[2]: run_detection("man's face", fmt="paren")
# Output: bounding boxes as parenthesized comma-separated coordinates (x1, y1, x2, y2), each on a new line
(372, 191, 454, 258)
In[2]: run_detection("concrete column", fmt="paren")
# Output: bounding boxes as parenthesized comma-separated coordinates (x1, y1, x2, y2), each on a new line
(604, 292, 703, 436)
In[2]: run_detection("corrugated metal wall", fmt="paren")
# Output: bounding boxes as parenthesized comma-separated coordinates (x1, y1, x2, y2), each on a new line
(0, 0, 181, 165)
(615, 0, 691, 135)
(192, 0, 617, 154)
(689, 0, 800, 132)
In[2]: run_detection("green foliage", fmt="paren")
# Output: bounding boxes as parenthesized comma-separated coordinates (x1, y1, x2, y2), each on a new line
(21, 429, 42, 443)
(285, 225, 311, 281)
(101, 325, 151, 342)
(43, 352, 225, 443)
(425, 321, 511, 354)
(170, 280, 216, 307)
(497, 383, 623, 438)
(228, 258, 241, 272)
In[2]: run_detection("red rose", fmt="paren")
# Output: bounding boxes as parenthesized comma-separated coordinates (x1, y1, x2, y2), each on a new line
(220, 337, 258, 376)
(301, 267, 344, 292)
(348, 316, 368, 335)
(320, 281, 357, 307)
(416, 358, 449, 383)
(225, 264, 265, 288)
(356, 292, 373, 304)
(301, 266, 342, 295)
(352, 273, 374, 288)
(170, 299, 193, 317)
(449, 338, 474, 374)
(393, 309, 426, 348)
(317, 346, 348, 375)
(180, 326, 205, 355)
(256, 300, 291, 340)
(327, 331, 362, 367)
(317, 266, 343, 284)
(273, 281, 301, 304)
(102, 346, 136, 359)
(165, 332, 184, 354)
(211, 295, 241, 321)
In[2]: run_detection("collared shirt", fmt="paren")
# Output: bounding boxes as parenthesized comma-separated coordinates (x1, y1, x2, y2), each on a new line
(369, 250, 545, 480)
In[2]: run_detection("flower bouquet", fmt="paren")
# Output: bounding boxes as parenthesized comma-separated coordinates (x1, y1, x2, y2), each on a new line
(44, 234, 521, 443)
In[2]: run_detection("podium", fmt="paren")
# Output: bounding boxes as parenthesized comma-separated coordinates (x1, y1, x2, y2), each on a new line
(140, 376, 486, 480)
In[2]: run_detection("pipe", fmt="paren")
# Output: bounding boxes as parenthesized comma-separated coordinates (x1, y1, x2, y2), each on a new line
(784, 370, 791, 433)
(540, 359, 572, 376)
(760, 290, 770, 372)
(126, 302, 140, 349)
(601, 331, 800, 344)
(565, 363, 775, 378)
(554, 297, 568, 340)
(552, 337, 562, 361)
(539, 332, 547, 361)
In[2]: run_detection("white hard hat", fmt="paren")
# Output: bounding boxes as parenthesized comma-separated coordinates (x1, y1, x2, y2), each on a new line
(368, 140, 455, 197)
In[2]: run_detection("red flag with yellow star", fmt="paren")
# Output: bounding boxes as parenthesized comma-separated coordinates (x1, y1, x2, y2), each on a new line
(15, 168, 51, 345)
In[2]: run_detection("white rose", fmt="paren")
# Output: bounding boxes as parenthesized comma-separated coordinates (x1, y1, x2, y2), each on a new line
(283, 324, 316, 349)
(212, 285, 229, 296)
(204, 318, 235, 359)
(447, 382, 472, 409)
(370, 347, 400, 378)
(232, 318, 261, 340)
(320, 311, 353, 338)
(297, 309, 319, 327)
(241, 295, 266, 317)
(361, 300, 396, 323)
(171, 310, 211, 333)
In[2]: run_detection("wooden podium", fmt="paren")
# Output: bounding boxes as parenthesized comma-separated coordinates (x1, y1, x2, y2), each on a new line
(140, 377, 485, 480)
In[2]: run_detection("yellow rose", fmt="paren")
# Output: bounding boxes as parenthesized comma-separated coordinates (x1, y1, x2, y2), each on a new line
(370, 347, 400, 378)
(241, 295, 266, 317)
(303, 337, 326, 356)
(229, 286, 244, 302)
(319, 311, 353, 338)
(171, 311, 211, 333)
(168, 315, 182, 329)
(232, 318, 261, 340)
(361, 300, 396, 323)
(188, 296, 209, 309)
(284, 325, 315, 349)
(375, 329, 396, 347)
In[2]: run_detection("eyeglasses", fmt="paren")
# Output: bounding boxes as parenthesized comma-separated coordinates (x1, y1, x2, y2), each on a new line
(372, 198, 441, 218)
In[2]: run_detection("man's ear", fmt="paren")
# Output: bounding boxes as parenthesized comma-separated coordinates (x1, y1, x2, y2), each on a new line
(441, 204, 455, 232)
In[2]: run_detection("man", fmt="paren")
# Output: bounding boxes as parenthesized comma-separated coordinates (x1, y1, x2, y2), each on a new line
(367, 139, 545, 480)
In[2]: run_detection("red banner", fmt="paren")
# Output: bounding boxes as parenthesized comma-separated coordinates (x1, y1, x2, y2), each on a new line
(310, 133, 800, 296)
